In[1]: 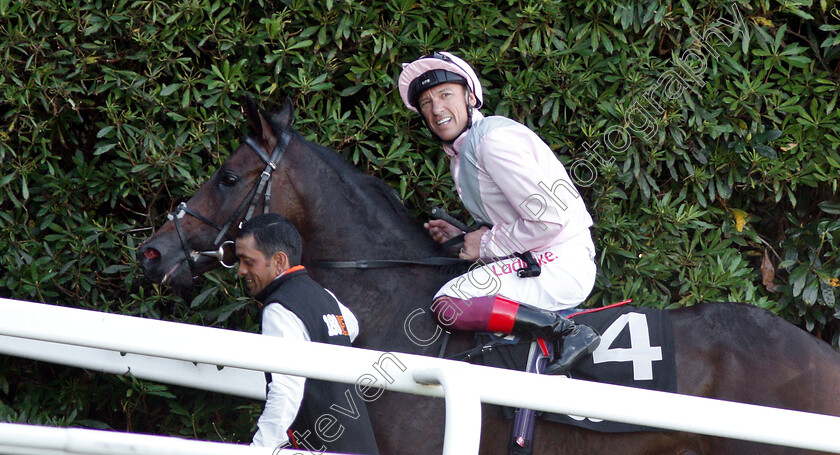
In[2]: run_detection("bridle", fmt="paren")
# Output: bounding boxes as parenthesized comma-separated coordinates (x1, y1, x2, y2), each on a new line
(166, 131, 292, 278)
(163, 129, 470, 278)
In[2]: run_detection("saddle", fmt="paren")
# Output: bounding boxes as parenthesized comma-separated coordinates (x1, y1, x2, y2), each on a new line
(452, 303, 678, 454)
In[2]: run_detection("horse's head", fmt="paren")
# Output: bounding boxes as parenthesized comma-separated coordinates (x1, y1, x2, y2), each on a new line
(137, 96, 297, 290)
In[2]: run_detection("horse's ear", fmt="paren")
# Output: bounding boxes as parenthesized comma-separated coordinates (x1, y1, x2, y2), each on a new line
(272, 97, 294, 130)
(241, 95, 261, 133)
(241, 95, 274, 144)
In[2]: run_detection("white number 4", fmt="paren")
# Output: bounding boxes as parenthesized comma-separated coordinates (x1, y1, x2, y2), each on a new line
(591, 312, 663, 381)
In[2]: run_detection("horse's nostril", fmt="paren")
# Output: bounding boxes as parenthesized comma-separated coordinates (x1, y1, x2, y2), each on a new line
(144, 248, 161, 261)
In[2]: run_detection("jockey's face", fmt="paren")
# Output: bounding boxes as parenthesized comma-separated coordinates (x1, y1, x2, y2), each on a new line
(418, 83, 476, 142)
(235, 235, 288, 296)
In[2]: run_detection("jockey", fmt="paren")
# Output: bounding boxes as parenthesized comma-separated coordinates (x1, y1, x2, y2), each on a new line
(398, 51, 600, 375)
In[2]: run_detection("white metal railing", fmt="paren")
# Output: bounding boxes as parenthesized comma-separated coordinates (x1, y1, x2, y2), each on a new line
(2, 297, 840, 454)
(0, 422, 324, 455)
(0, 335, 265, 400)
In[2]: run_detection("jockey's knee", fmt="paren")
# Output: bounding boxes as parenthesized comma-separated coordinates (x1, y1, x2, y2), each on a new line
(430, 295, 464, 327)
(430, 294, 496, 331)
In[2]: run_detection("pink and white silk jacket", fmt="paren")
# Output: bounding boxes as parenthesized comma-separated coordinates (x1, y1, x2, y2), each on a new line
(444, 111, 596, 261)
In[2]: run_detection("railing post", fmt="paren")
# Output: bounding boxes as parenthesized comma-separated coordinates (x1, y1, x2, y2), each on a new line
(413, 368, 481, 455)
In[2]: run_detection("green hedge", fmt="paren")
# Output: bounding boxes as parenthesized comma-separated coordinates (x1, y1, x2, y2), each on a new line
(1, 0, 839, 441)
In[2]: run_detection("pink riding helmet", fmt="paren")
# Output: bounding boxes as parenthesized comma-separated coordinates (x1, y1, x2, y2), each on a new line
(398, 51, 484, 113)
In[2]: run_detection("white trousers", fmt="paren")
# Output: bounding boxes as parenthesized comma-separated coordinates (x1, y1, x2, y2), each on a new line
(434, 241, 596, 312)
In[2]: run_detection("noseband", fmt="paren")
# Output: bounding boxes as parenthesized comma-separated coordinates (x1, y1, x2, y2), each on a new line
(166, 131, 292, 278)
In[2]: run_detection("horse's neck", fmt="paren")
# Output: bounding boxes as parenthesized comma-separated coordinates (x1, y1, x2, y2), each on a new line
(302, 203, 455, 354)
(288, 147, 439, 262)
(280, 144, 456, 354)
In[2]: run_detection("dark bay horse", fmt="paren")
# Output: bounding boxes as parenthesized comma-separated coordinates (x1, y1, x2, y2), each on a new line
(137, 98, 840, 454)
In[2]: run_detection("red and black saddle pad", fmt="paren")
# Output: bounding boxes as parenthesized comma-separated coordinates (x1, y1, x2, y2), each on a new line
(475, 304, 677, 433)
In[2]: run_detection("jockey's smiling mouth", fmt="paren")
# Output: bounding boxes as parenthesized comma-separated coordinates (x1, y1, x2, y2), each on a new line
(418, 82, 476, 143)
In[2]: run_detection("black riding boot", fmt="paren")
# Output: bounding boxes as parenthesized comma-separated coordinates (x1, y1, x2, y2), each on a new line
(511, 305, 601, 375)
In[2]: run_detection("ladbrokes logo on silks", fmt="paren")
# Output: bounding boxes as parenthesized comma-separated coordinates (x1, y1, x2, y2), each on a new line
(323, 314, 349, 337)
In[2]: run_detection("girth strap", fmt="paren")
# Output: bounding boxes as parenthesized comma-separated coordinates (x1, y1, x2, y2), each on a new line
(446, 333, 521, 362)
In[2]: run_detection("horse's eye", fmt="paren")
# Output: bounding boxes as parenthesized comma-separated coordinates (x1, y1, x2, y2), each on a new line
(220, 172, 239, 187)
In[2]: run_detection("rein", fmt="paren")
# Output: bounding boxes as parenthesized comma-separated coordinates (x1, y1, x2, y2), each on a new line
(304, 207, 475, 269)
(305, 257, 469, 269)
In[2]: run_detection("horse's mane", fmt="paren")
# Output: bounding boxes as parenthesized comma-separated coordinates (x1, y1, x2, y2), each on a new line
(270, 117, 413, 221)
(317, 140, 411, 217)
(265, 115, 466, 272)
